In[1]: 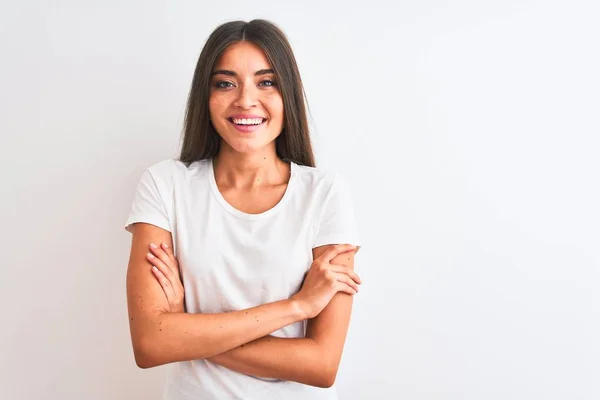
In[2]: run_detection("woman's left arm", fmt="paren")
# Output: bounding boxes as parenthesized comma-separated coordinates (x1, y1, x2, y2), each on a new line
(207, 244, 357, 388)
(148, 242, 359, 388)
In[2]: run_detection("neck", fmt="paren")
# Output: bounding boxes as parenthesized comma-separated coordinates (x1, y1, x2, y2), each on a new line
(213, 146, 289, 189)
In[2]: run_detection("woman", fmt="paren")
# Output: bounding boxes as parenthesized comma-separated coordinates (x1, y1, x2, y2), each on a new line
(124, 19, 362, 399)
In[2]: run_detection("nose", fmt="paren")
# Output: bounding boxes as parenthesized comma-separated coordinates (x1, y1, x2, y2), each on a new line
(233, 83, 258, 109)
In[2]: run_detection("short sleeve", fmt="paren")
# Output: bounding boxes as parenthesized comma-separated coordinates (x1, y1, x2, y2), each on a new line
(312, 173, 362, 249)
(124, 168, 171, 233)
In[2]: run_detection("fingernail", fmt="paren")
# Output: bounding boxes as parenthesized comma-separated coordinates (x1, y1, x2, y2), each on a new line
(147, 252, 154, 258)
(162, 242, 168, 248)
(150, 243, 158, 249)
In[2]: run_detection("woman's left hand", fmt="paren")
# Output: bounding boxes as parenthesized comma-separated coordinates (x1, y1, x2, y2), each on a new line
(147, 242, 185, 313)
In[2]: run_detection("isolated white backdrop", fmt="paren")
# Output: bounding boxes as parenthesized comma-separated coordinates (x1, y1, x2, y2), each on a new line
(1, 1, 598, 399)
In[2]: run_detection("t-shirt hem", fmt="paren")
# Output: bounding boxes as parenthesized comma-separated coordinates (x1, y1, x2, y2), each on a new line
(313, 235, 362, 249)
(125, 214, 171, 233)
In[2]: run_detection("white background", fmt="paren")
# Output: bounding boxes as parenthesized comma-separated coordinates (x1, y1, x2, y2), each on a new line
(1, 1, 598, 399)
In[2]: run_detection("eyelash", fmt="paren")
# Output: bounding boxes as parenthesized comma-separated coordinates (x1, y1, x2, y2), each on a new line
(214, 80, 277, 89)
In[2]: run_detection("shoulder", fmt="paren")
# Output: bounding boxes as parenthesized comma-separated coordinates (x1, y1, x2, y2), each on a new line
(292, 162, 353, 198)
(292, 163, 344, 189)
(146, 158, 205, 175)
(145, 158, 211, 183)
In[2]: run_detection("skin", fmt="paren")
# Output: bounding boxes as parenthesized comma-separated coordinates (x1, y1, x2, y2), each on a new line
(126, 41, 361, 388)
(208, 41, 289, 206)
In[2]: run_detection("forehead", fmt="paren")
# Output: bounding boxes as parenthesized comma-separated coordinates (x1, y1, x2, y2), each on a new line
(214, 42, 272, 72)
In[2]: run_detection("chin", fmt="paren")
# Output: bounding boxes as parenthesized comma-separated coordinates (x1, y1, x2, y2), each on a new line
(222, 132, 281, 154)
(227, 138, 273, 154)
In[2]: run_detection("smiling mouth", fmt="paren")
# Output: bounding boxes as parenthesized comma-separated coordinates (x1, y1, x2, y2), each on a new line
(227, 117, 267, 126)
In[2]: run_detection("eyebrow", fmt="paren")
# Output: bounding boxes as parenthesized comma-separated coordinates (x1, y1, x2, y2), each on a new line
(210, 68, 274, 77)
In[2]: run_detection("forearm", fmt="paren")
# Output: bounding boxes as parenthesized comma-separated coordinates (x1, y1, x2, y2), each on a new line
(208, 293, 354, 388)
(208, 335, 331, 387)
(136, 299, 305, 368)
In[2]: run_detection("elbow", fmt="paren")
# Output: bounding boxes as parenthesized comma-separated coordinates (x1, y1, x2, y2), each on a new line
(134, 351, 155, 369)
(132, 335, 161, 369)
(312, 361, 339, 388)
(315, 377, 336, 389)
(314, 372, 337, 388)
(135, 357, 153, 369)
(133, 344, 154, 369)
(305, 343, 341, 388)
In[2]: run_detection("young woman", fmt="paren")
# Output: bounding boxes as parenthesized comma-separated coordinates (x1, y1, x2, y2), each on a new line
(124, 19, 362, 399)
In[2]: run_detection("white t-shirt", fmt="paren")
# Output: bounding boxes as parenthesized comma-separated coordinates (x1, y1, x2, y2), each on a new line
(124, 158, 362, 400)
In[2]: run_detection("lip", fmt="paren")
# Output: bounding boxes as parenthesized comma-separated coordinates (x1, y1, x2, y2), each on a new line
(229, 114, 266, 119)
(227, 116, 266, 133)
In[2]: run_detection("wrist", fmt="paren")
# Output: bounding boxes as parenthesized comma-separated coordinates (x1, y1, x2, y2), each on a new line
(288, 298, 309, 320)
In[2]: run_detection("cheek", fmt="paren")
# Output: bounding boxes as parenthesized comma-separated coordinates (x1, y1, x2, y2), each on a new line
(209, 95, 227, 117)
(266, 94, 284, 122)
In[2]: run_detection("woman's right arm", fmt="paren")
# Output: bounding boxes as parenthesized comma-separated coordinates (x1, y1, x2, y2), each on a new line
(126, 222, 306, 368)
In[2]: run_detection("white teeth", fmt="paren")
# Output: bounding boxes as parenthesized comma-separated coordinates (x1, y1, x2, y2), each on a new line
(232, 118, 264, 125)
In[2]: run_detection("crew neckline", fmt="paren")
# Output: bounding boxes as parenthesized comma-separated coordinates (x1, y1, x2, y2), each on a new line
(207, 158, 297, 220)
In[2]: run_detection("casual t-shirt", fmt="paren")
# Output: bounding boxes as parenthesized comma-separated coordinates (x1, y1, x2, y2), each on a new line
(124, 158, 362, 400)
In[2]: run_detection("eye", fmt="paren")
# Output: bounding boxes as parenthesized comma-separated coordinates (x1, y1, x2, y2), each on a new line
(259, 80, 277, 87)
(214, 81, 234, 89)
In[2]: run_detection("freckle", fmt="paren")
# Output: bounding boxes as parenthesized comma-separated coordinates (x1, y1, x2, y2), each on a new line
(245, 311, 248, 314)
(185, 331, 188, 334)
(267, 339, 271, 342)
(159, 329, 162, 331)
(130, 317, 134, 321)
(220, 326, 222, 329)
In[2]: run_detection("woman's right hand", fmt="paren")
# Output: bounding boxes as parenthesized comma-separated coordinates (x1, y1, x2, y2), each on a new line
(291, 244, 362, 319)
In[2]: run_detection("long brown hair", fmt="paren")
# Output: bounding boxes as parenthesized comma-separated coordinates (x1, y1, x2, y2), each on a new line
(178, 19, 315, 167)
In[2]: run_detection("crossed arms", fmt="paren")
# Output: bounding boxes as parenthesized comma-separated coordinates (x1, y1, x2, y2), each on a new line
(126, 223, 359, 388)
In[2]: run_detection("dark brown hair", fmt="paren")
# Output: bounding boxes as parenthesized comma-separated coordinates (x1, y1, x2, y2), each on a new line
(178, 19, 315, 167)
